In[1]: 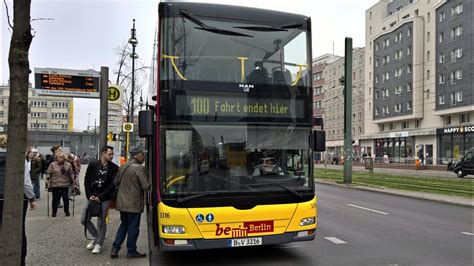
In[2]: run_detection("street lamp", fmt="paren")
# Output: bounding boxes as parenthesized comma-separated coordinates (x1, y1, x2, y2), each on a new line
(128, 19, 138, 123)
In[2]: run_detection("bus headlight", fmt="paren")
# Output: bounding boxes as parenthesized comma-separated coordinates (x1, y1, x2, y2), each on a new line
(162, 225, 186, 234)
(300, 217, 316, 226)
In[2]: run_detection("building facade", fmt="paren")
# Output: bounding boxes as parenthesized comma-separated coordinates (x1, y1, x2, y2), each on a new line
(363, 0, 473, 165)
(318, 48, 365, 161)
(0, 85, 73, 133)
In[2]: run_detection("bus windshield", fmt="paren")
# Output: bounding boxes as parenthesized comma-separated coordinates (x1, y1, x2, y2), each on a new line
(161, 9, 309, 86)
(162, 124, 312, 197)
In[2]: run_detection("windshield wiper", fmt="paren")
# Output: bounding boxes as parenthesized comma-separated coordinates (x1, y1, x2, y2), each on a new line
(234, 26, 287, 32)
(195, 27, 253, 37)
(177, 192, 219, 203)
(248, 182, 303, 199)
(180, 9, 253, 38)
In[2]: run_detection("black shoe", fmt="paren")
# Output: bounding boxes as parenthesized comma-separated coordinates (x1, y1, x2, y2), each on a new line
(126, 251, 146, 259)
(65, 213, 70, 217)
(51, 213, 57, 217)
(111, 250, 118, 258)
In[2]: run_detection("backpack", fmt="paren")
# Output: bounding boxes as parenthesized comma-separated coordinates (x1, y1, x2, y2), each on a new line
(84, 201, 102, 240)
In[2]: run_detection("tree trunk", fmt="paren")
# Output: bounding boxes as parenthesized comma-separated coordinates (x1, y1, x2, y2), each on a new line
(0, 0, 33, 264)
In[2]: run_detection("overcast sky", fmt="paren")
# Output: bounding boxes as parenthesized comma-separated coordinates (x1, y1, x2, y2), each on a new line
(1, 0, 375, 130)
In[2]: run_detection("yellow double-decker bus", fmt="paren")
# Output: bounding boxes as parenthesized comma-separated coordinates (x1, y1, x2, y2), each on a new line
(139, 1, 325, 251)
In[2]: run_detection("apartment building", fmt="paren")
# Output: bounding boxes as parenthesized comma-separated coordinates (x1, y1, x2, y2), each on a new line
(0, 85, 73, 132)
(319, 48, 365, 160)
(363, 0, 472, 165)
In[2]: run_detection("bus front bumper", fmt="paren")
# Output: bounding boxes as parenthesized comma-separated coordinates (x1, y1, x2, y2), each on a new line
(159, 230, 316, 251)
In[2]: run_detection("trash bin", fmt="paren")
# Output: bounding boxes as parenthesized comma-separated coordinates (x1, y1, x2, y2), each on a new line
(364, 157, 374, 170)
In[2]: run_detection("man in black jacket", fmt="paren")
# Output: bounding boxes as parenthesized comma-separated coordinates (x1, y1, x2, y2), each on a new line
(80, 145, 118, 254)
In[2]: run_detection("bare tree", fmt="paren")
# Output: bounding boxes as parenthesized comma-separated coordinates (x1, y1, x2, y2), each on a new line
(0, 0, 33, 264)
(112, 43, 148, 121)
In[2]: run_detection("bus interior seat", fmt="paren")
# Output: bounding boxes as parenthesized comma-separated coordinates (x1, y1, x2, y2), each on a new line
(247, 62, 269, 84)
(272, 68, 292, 85)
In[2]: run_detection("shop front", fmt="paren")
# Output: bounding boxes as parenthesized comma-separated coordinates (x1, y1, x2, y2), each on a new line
(437, 125, 474, 165)
(374, 134, 415, 164)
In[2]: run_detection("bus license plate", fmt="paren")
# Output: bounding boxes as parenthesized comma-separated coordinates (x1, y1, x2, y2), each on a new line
(229, 237, 262, 247)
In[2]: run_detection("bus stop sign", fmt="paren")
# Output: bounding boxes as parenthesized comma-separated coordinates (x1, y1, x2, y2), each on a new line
(108, 85, 121, 101)
(123, 123, 133, 132)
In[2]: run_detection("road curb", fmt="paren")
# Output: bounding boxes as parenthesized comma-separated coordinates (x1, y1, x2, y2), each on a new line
(315, 179, 473, 208)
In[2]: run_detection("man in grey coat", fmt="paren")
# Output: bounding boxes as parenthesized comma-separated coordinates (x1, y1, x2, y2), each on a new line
(111, 148, 151, 259)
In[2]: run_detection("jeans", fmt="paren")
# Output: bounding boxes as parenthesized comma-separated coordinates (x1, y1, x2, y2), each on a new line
(51, 187, 69, 215)
(33, 174, 41, 198)
(112, 212, 142, 255)
(80, 200, 110, 246)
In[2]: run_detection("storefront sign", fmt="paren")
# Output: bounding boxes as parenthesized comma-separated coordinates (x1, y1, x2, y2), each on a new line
(438, 125, 474, 135)
(389, 131, 409, 138)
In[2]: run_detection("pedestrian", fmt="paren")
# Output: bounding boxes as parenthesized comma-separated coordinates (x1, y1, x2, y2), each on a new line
(111, 147, 151, 259)
(46, 151, 74, 217)
(81, 145, 118, 254)
(30, 148, 43, 199)
(44, 145, 63, 207)
(23, 149, 37, 265)
(66, 153, 81, 199)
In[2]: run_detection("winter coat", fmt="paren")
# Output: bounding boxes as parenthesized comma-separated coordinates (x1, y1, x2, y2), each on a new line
(30, 155, 43, 181)
(115, 159, 151, 213)
(84, 160, 118, 202)
(47, 161, 74, 188)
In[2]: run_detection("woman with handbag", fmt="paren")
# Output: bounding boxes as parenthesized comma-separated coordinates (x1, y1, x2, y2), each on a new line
(46, 151, 74, 217)
(81, 145, 118, 254)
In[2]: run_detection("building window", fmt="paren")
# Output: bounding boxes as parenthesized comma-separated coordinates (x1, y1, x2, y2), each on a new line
(407, 64, 412, 74)
(395, 85, 402, 95)
(460, 114, 471, 124)
(439, 11, 446, 22)
(407, 46, 411, 55)
(375, 90, 380, 99)
(445, 116, 451, 125)
(375, 75, 379, 83)
(427, 12, 430, 23)
(407, 27, 411, 37)
(406, 83, 412, 91)
(395, 68, 402, 78)
(315, 101, 321, 109)
(427, 51, 431, 61)
(375, 59, 379, 67)
(402, 121, 409, 129)
(395, 103, 402, 113)
(370, 11, 372, 20)
(451, 4, 463, 18)
(427, 32, 430, 42)
(314, 72, 322, 81)
(439, 32, 444, 43)
(369, 102, 372, 111)
(439, 74, 446, 84)
(395, 32, 402, 42)
(315, 86, 322, 95)
(390, 123, 395, 130)
(456, 91, 462, 102)
(375, 108, 379, 115)
(375, 42, 379, 51)
(359, 127, 362, 134)
(407, 101, 412, 110)
(426, 89, 430, 99)
(439, 95, 445, 105)
(451, 26, 462, 41)
(427, 70, 430, 80)
(450, 48, 463, 62)
(385, 106, 390, 114)
(439, 53, 445, 63)
(415, 120, 421, 128)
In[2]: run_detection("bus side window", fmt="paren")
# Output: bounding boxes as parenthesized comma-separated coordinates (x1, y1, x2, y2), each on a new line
(272, 68, 292, 85)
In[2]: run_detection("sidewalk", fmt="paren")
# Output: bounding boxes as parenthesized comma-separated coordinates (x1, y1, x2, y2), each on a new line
(314, 163, 458, 178)
(25, 165, 149, 265)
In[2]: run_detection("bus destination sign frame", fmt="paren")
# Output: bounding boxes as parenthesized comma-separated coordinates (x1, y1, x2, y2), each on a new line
(34, 68, 100, 98)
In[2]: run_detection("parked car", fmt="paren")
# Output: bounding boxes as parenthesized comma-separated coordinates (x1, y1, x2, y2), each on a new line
(450, 149, 474, 178)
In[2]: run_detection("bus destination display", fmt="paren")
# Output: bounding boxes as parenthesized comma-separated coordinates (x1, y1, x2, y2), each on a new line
(176, 95, 306, 119)
(34, 68, 100, 98)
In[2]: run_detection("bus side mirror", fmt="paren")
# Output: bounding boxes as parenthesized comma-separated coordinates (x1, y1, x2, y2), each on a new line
(138, 110, 154, 138)
(313, 131, 325, 152)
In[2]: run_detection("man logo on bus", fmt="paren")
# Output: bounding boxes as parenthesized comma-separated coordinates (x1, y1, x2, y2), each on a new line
(239, 84, 254, 92)
(215, 221, 274, 237)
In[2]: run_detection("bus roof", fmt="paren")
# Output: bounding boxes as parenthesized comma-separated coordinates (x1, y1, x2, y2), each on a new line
(159, 2, 310, 26)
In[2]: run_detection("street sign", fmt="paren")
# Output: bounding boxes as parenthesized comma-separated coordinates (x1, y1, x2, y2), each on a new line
(123, 123, 134, 132)
(108, 85, 122, 102)
(34, 68, 100, 98)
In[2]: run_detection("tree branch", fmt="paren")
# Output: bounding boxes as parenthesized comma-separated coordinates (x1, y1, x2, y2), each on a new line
(30, 17, 54, 22)
(3, 0, 13, 29)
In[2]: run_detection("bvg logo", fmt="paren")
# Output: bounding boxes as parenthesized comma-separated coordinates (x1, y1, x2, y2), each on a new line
(215, 221, 274, 237)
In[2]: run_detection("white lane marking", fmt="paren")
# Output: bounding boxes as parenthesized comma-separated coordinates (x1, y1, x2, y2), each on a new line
(461, 232, 474, 236)
(346, 204, 389, 215)
(324, 237, 347, 244)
